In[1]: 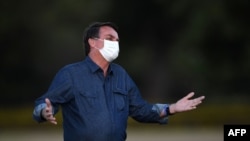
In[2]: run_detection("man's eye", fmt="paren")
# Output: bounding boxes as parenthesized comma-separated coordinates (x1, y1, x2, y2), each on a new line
(106, 38, 119, 42)
(105, 38, 113, 41)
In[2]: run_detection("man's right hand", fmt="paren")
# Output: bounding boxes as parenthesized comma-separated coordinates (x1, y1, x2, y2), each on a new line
(42, 98, 57, 125)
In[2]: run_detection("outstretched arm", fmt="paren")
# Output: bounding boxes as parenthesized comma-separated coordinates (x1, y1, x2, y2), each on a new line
(168, 92, 205, 114)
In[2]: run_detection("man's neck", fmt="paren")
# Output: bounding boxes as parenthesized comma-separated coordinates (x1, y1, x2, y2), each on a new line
(88, 52, 109, 76)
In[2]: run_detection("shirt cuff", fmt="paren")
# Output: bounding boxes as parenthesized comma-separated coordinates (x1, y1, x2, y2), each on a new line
(33, 103, 47, 122)
(152, 104, 169, 124)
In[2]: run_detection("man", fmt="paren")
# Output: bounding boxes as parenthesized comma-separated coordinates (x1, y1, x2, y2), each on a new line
(33, 22, 205, 141)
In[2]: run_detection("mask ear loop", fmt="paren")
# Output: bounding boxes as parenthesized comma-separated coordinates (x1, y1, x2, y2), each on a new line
(93, 38, 104, 41)
(90, 38, 103, 50)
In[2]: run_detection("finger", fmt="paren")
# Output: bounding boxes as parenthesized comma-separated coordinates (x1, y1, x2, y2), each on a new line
(186, 105, 196, 111)
(50, 121, 57, 125)
(195, 96, 205, 103)
(47, 116, 56, 121)
(47, 117, 57, 125)
(45, 98, 52, 108)
(45, 112, 54, 118)
(50, 120, 57, 125)
(193, 101, 202, 107)
(183, 92, 195, 100)
(45, 113, 57, 121)
(199, 96, 205, 100)
(193, 97, 205, 107)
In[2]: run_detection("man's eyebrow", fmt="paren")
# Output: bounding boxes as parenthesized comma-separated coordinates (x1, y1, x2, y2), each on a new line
(105, 34, 120, 41)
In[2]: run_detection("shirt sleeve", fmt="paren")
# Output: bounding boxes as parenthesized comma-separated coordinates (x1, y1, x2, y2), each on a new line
(32, 68, 73, 123)
(152, 104, 169, 124)
(127, 74, 170, 124)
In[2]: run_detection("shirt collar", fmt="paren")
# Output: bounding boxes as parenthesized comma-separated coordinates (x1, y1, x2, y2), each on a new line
(85, 56, 114, 75)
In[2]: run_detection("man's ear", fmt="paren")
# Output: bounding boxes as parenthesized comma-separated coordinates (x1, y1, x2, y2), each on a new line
(88, 38, 95, 47)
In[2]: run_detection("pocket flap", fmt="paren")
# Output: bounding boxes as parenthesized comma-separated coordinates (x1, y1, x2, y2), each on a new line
(113, 88, 128, 95)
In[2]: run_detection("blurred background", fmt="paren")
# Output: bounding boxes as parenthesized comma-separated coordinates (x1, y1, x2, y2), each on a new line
(1, 0, 250, 140)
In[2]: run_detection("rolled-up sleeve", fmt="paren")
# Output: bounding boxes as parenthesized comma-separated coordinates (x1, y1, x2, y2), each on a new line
(152, 104, 169, 124)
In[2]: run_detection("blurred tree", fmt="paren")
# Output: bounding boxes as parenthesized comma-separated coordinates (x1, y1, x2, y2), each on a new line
(0, 0, 249, 107)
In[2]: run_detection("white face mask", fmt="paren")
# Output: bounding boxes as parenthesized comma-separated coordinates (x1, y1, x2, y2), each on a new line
(98, 39, 119, 62)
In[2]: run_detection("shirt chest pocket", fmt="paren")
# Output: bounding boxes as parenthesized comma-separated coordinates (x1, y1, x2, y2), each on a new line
(113, 88, 128, 111)
(78, 91, 97, 114)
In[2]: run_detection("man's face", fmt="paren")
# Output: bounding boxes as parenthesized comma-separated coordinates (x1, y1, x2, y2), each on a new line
(88, 25, 120, 54)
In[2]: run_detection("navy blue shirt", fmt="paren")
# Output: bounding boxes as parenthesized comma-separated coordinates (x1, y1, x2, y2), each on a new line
(33, 56, 169, 141)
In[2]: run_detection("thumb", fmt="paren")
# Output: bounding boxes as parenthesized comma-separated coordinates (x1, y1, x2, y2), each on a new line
(45, 98, 52, 108)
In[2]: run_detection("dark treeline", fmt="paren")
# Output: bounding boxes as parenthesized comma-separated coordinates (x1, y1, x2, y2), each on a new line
(1, 0, 249, 107)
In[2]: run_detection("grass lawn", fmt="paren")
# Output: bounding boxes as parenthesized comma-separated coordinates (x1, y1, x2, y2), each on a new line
(0, 127, 221, 141)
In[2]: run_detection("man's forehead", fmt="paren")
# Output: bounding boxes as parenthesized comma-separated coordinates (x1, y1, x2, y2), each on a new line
(99, 26, 118, 37)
